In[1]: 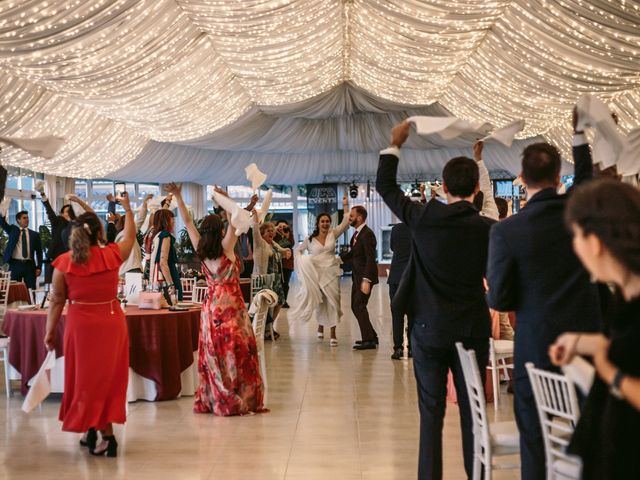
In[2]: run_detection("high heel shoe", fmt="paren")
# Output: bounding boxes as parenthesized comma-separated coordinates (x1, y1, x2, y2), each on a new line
(90, 435, 118, 457)
(317, 331, 324, 340)
(330, 338, 338, 347)
(79, 428, 97, 450)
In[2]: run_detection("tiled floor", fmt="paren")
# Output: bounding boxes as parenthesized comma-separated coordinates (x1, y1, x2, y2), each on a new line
(0, 280, 519, 479)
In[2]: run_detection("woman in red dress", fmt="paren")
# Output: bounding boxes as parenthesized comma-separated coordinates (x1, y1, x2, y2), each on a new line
(44, 193, 136, 457)
(165, 183, 266, 416)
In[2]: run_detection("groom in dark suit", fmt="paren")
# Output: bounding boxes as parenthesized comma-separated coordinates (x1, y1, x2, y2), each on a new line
(340, 205, 379, 350)
(1, 210, 43, 289)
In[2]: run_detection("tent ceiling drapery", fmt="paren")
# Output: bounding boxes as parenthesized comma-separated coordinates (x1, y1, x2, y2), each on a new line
(0, 1, 638, 182)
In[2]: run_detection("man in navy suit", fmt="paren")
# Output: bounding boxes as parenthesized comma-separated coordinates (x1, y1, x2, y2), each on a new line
(1, 210, 43, 289)
(486, 118, 604, 479)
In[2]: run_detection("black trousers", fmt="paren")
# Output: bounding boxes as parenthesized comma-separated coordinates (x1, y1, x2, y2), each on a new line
(282, 268, 293, 302)
(351, 281, 376, 342)
(9, 259, 37, 290)
(411, 325, 489, 480)
(388, 282, 413, 350)
(240, 260, 254, 279)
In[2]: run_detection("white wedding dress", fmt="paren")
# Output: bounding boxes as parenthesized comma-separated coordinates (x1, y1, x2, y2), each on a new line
(292, 216, 350, 327)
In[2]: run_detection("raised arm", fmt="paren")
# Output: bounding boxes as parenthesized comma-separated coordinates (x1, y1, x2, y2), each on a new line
(245, 193, 258, 211)
(165, 183, 200, 252)
(67, 194, 94, 214)
(116, 193, 136, 260)
(375, 122, 426, 229)
(135, 195, 151, 231)
(40, 193, 58, 226)
(0, 213, 11, 233)
(474, 141, 499, 221)
(571, 107, 594, 189)
(333, 195, 351, 237)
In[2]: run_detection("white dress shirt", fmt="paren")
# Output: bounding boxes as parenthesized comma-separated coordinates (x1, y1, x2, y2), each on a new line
(13, 228, 30, 260)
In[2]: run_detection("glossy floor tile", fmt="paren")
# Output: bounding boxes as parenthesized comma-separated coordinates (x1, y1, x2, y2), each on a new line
(0, 280, 519, 479)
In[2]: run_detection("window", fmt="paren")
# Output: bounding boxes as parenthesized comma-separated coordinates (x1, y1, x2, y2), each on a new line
(75, 180, 88, 199)
(90, 180, 114, 199)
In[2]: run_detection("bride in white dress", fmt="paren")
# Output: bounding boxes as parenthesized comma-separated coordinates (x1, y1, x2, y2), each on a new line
(293, 195, 350, 346)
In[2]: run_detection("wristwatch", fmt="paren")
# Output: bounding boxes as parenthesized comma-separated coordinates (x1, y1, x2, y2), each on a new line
(610, 370, 626, 400)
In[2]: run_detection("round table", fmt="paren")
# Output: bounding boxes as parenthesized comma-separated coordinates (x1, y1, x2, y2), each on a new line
(3, 305, 201, 401)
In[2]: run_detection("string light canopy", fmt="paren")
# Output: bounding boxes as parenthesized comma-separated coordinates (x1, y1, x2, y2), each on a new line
(0, 0, 638, 180)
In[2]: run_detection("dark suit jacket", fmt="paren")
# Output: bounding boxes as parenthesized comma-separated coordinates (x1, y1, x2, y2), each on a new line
(388, 222, 411, 285)
(340, 225, 378, 285)
(43, 199, 70, 261)
(487, 143, 603, 370)
(376, 150, 495, 342)
(0, 216, 43, 269)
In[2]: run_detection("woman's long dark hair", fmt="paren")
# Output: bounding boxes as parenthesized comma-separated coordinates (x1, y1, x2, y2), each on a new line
(152, 209, 174, 238)
(566, 179, 640, 275)
(310, 213, 331, 240)
(69, 212, 104, 264)
(196, 214, 224, 261)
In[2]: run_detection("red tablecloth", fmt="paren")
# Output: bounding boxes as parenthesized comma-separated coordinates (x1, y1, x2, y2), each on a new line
(8, 282, 31, 305)
(3, 306, 201, 400)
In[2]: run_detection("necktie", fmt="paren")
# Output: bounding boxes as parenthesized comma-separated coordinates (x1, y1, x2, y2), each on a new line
(351, 230, 359, 246)
(21, 229, 28, 259)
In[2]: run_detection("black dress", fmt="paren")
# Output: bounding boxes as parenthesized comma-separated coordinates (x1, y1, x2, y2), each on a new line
(568, 295, 640, 479)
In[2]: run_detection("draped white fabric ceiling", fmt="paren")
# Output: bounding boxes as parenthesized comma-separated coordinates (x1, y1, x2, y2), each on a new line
(0, 0, 638, 183)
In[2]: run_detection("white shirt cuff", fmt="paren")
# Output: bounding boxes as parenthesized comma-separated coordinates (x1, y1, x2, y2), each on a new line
(380, 147, 401, 158)
(573, 133, 587, 147)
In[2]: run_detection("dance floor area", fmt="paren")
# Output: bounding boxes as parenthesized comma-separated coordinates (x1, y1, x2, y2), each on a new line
(0, 280, 518, 479)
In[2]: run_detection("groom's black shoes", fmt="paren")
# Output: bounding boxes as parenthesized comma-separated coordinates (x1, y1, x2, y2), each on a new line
(353, 340, 377, 350)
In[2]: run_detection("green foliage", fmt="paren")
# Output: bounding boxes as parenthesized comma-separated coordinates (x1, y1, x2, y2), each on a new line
(176, 217, 203, 263)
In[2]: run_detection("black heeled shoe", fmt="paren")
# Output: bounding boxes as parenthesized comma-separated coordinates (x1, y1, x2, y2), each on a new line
(79, 428, 97, 450)
(90, 435, 118, 457)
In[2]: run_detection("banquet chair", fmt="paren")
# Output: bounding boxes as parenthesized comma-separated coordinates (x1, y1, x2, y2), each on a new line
(456, 343, 520, 480)
(488, 338, 514, 411)
(192, 286, 207, 304)
(0, 272, 11, 322)
(526, 363, 582, 480)
(180, 278, 196, 301)
(0, 337, 11, 398)
(249, 289, 277, 406)
(250, 274, 276, 340)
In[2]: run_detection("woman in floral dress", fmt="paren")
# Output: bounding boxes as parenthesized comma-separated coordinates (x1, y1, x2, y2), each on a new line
(165, 183, 266, 416)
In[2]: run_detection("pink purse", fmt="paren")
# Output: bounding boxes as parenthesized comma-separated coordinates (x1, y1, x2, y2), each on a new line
(138, 291, 162, 310)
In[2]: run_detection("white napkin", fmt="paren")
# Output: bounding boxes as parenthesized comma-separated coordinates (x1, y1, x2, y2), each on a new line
(481, 119, 525, 147)
(64, 194, 85, 216)
(34, 180, 46, 195)
(249, 289, 278, 315)
(22, 350, 56, 413)
(245, 163, 267, 190)
(148, 195, 178, 211)
(576, 95, 625, 168)
(212, 192, 252, 236)
(257, 189, 273, 223)
(407, 116, 492, 140)
(562, 355, 595, 396)
(617, 128, 640, 176)
(0, 135, 65, 159)
(0, 197, 11, 217)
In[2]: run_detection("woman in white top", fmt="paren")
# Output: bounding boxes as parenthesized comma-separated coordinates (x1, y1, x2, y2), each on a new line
(293, 195, 349, 346)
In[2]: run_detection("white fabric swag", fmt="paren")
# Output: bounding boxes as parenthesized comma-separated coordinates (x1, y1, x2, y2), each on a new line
(0, 2, 638, 182)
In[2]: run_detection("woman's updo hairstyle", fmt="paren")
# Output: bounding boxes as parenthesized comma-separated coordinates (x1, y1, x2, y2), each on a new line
(566, 179, 640, 275)
(69, 212, 105, 264)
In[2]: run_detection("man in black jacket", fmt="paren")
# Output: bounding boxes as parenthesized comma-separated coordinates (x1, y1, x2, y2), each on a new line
(340, 205, 379, 350)
(376, 122, 497, 479)
(388, 221, 413, 359)
(487, 124, 603, 479)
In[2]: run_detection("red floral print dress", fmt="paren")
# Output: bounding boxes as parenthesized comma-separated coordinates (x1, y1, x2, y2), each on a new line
(193, 254, 267, 416)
